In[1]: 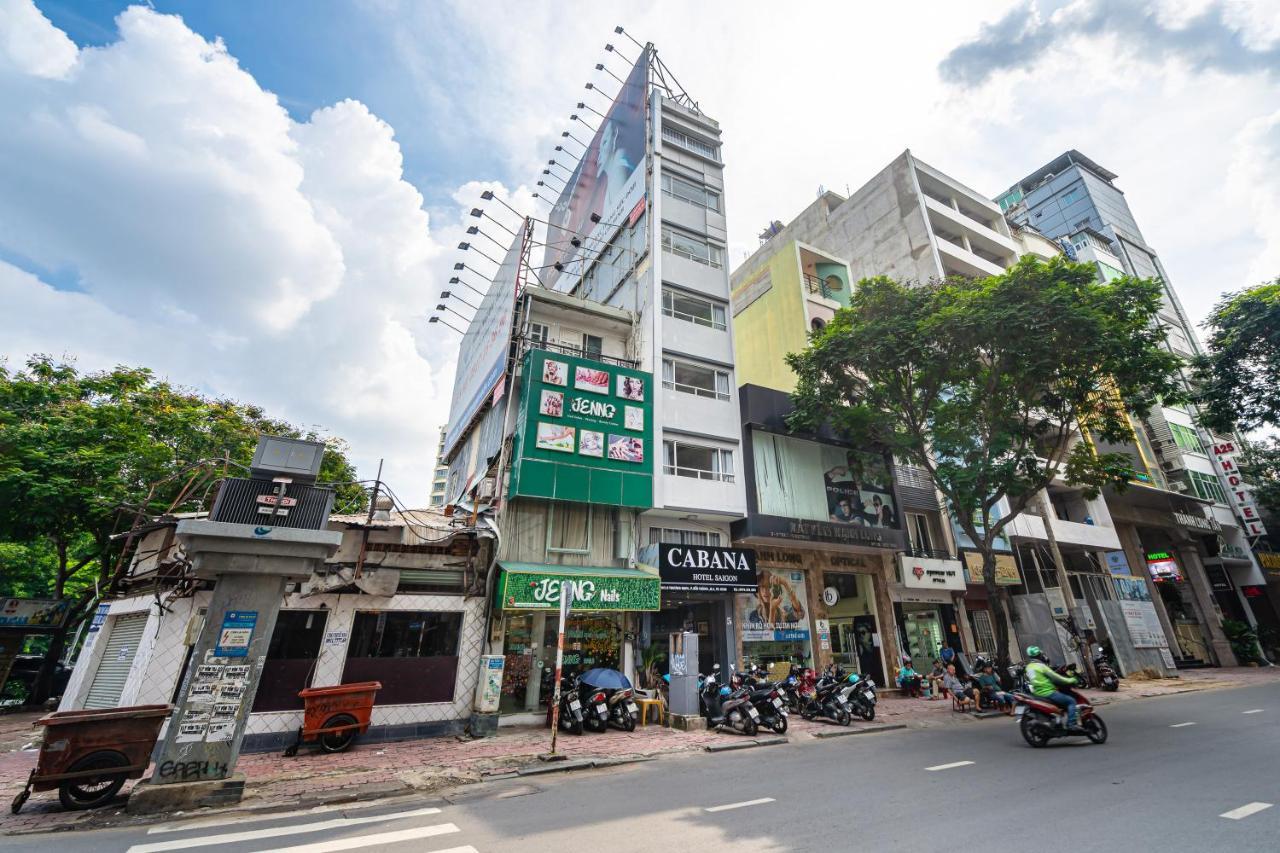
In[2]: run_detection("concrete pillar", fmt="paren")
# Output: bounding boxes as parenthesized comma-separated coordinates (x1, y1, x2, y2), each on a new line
(1117, 523, 1180, 663)
(1176, 544, 1238, 667)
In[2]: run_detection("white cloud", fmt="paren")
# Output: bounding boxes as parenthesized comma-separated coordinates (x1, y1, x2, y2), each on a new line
(0, 1, 488, 502)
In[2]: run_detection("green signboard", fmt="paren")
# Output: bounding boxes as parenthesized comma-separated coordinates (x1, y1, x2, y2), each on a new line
(508, 348, 653, 507)
(498, 565, 661, 611)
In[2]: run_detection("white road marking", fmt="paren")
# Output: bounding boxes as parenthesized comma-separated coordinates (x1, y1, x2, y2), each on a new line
(148, 802, 371, 834)
(704, 797, 776, 813)
(925, 761, 975, 771)
(1169, 722, 1197, 728)
(255, 827, 465, 853)
(1242, 709, 1264, 715)
(126, 806, 443, 852)
(1220, 802, 1273, 821)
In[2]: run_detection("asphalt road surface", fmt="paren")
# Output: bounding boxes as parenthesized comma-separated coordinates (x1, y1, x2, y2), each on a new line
(5, 682, 1277, 852)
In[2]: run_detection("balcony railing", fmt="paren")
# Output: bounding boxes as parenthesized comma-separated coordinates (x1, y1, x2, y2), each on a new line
(522, 337, 639, 369)
(803, 273, 841, 300)
(903, 546, 956, 561)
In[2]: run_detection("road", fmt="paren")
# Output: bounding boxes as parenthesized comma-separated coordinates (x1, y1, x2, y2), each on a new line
(5, 682, 1278, 852)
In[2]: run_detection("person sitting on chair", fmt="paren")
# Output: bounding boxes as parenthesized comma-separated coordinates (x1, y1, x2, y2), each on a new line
(976, 663, 1015, 712)
(926, 659, 945, 701)
(897, 662, 923, 697)
(942, 664, 978, 710)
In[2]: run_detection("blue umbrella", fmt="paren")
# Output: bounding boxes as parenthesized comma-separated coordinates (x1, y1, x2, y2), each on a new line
(578, 667, 632, 690)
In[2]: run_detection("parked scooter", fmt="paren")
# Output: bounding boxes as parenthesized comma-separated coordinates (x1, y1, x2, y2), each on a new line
(579, 681, 611, 733)
(837, 669, 877, 722)
(800, 668, 852, 726)
(734, 665, 789, 734)
(776, 662, 814, 713)
(1093, 647, 1120, 692)
(700, 665, 761, 736)
(553, 675, 585, 736)
(606, 686, 640, 731)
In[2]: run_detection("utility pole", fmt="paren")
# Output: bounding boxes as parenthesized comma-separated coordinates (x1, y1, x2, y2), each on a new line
(1037, 488, 1098, 687)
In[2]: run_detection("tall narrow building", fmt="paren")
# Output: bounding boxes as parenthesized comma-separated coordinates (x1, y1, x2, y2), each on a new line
(1000, 151, 1269, 666)
(440, 45, 749, 724)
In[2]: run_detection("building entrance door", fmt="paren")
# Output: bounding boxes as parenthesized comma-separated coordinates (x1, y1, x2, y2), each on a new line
(902, 607, 944, 674)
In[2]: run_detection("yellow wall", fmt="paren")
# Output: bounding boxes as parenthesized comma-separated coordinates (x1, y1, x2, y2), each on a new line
(731, 241, 809, 393)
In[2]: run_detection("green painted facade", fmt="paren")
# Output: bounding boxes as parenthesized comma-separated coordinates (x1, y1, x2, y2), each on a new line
(497, 563, 661, 611)
(508, 348, 653, 508)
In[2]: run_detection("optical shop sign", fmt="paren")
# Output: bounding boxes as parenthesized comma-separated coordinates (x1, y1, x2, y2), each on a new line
(499, 569, 660, 611)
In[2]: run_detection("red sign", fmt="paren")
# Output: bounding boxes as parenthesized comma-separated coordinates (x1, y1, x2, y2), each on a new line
(255, 494, 297, 507)
(1242, 585, 1265, 598)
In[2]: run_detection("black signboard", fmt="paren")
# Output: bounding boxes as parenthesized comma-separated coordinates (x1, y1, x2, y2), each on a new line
(732, 514, 908, 551)
(658, 544, 758, 593)
(1203, 562, 1234, 593)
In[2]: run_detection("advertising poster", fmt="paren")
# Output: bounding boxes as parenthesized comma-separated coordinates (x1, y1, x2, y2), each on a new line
(751, 432, 899, 534)
(442, 226, 526, 458)
(1112, 575, 1152, 602)
(0, 598, 72, 629)
(544, 54, 649, 291)
(1120, 600, 1167, 648)
(743, 570, 810, 641)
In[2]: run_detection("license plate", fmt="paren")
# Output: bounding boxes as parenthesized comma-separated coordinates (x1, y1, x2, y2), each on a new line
(772, 698, 784, 709)
(1014, 706, 1025, 717)
(626, 702, 638, 714)
(596, 704, 607, 716)
(747, 706, 760, 719)
(569, 700, 581, 711)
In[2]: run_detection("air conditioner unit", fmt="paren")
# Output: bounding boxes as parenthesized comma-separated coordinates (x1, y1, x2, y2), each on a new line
(1161, 459, 1184, 472)
(1168, 481, 1188, 493)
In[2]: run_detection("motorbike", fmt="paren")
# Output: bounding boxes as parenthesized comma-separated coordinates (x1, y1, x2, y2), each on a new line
(1093, 647, 1120, 692)
(579, 681, 612, 733)
(775, 662, 814, 713)
(733, 665, 789, 734)
(605, 686, 640, 731)
(700, 665, 761, 736)
(799, 668, 852, 726)
(837, 670, 877, 722)
(552, 675, 585, 736)
(1011, 672, 1108, 747)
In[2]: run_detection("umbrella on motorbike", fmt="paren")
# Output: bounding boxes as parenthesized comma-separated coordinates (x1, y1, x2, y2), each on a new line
(577, 668, 632, 690)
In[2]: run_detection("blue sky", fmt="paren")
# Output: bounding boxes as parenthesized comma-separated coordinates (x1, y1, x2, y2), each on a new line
(3, 0, 1279, 502)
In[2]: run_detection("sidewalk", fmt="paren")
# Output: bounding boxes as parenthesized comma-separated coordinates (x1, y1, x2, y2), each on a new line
(3, 665, 1277, 834)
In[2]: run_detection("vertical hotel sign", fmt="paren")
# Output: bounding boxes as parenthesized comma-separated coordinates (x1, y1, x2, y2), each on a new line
(442, 224, 527, 458)
(509, 348, 652, 508)
(1208, 440, 1268, 538)
(544, 53, 649, 292)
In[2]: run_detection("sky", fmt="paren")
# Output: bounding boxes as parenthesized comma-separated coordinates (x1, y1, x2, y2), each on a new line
(2, 0, 1279, 504)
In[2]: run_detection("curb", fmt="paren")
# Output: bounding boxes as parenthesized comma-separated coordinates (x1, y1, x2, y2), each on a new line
(514, 755, 656, 777)
(809, 724, 906, 739)
(704, 736, 789, 752)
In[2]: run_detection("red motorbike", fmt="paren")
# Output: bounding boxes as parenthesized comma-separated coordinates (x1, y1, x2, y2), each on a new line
(1010, 664, 1108, 748)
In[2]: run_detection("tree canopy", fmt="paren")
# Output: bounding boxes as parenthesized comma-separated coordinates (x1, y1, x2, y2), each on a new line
(0, 354, 365, 607)
(1193, 279, 1280, 433)
(786, 256, 1185, 666)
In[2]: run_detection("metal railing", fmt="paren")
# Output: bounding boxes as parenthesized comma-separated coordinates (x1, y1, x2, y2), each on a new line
(803, 273, 840, 300)
(903, 546, 956, 561)
(661, 379, 730, 401)
(663, 465, 734, 483)
(522, 337, 639, 369)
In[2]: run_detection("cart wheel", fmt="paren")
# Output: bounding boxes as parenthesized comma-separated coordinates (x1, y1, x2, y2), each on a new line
(11, 787, 30, 815)
(58, 750, 129, 811)
(319, 714, 358, 753)
(283, 744, 298, 758)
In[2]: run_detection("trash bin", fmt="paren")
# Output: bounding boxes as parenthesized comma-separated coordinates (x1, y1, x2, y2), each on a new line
(12, 704, 172, 813)
(284, 681, 382, 757)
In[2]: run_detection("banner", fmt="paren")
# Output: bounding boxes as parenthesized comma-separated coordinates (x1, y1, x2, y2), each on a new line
(0, 598, 71, 629)
(544, 54, 649, 292)
(742, 569, 810, 641)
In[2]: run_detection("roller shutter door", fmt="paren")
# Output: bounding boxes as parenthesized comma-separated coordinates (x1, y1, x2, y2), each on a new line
(83, 613, 148, 709)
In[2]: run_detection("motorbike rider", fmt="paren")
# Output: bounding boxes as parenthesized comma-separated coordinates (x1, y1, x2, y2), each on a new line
(1025, 646, 1080, 728)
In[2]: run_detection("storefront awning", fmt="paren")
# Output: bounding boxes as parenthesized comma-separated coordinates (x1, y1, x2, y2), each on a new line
(887, 583, 956, 605)
(497, 562, 661, 611)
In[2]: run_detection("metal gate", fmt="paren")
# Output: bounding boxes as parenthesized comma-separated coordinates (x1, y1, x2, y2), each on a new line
(83, 612, 148, 709)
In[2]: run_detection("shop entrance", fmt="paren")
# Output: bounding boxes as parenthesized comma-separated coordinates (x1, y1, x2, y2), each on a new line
(900, 605, 944, 674)
(650, 598, 723, 676)
(822, 571, 885, 686)
(499, 611, 625, 716)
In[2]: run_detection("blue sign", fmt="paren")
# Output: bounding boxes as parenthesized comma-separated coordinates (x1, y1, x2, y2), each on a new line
(1104, 551, 1131, 576)
(87, 603, 110, 633)
(214, 610, 258, 658)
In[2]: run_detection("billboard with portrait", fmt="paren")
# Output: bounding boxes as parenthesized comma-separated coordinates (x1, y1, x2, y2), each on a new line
(543, 54, 649, 292)
(442, 225, 526, 459)
(751, 432, 898, 529)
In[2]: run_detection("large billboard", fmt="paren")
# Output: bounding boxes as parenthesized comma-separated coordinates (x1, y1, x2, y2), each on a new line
(508, 348, 653, 508)
(544, 54, 649, 292)
(751, 433, 899, 530)
(442, 224, 526, 459)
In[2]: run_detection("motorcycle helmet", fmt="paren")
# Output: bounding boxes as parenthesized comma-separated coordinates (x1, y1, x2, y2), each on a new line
(719, 685, 731, 697)
(1026, 645, 1048, 663)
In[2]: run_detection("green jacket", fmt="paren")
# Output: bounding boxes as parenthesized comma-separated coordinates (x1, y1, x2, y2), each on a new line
(1026, 660, 1075, 697)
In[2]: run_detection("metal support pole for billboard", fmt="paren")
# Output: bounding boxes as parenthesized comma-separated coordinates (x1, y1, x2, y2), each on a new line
(544, 580, 573, 760)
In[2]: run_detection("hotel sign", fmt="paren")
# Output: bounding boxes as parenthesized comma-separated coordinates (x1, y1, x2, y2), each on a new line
(657, 544, 758, 593)
(1208, 440, 1268, 538)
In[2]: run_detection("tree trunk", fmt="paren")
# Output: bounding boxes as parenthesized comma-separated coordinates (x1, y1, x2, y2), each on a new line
(981, 547, 1016, 684)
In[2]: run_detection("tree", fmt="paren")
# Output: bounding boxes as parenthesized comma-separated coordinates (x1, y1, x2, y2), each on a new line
(1239, 437, 1280, 518)
(0, 355, 365, 703)
(786, 257, 1185, 670)
(1194, 279, 1280, 433)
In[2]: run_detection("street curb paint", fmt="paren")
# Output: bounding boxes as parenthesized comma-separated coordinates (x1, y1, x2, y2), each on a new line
(809, 724, 907, 739)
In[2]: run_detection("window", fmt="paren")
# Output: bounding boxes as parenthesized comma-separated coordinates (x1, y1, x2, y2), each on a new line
(1096, 261, 1124, 282)
(649, 527, 722, 546)
(810, 317, 826, 332)
(662, 288, 726, 330)
(1188, 470, 1227, 504)
(252, 610, 327, 712)
(905, 512, 934, 554)
(1169, 423, 1205, 455)
(968, 609, 996, 659)
(582, 334, 603, 360)
(661, 125, 720, 160)
(529, 322, 549, 344)
(661, 227, 723, 269)
(661, 172, 721, 211)
(547, 502, 592, 554)
(663, 358, 730, 401)
(343, 610, 464, 704)
(664, 440, 734, 482)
